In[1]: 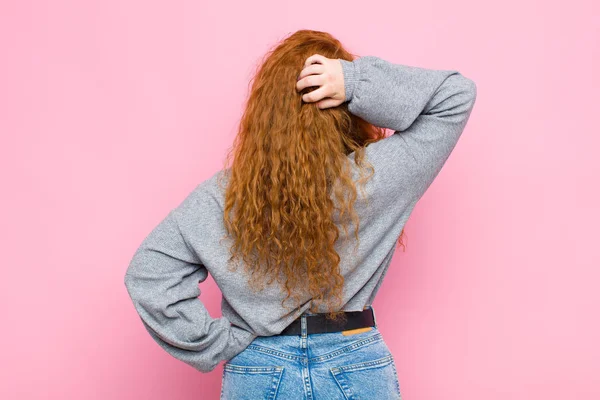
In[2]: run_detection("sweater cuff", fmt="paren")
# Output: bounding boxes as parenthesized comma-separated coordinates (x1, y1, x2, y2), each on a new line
(339, 58, 359, 102)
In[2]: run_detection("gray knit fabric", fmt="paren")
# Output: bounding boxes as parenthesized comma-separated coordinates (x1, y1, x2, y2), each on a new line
(124, 55, 477, 373)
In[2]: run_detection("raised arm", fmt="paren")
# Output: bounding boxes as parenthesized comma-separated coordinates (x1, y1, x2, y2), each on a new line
(339, 55, 476, 132)
(338, 55, 477, 202)
(124, 183, 256, 373)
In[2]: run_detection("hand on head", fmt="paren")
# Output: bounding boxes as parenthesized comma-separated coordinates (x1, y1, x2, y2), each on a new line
(296, 54, 346, 110)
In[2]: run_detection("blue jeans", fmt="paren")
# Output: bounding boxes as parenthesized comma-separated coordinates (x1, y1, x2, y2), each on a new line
(220, 306, 402, 399)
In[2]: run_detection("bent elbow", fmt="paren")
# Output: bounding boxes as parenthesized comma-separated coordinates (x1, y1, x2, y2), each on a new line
(461, 76, 477, 104)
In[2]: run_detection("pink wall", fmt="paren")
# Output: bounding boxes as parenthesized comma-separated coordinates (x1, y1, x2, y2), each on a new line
(2, 1, 598, 399)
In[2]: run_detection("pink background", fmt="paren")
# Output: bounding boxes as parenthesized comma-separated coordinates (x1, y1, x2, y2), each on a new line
(2, 1, 599, 399)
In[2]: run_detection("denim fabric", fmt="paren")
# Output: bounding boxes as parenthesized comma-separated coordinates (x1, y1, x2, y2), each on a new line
(220, 307, 402, 399)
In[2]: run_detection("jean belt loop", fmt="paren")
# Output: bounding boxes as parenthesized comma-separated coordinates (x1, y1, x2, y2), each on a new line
(370, 305, 377, 328)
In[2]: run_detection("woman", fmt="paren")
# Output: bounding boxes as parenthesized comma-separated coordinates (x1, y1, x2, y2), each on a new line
(124, 29, 477, 399)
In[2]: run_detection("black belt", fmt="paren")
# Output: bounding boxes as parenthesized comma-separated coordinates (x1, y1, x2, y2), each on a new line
(277, 306, 376, 335)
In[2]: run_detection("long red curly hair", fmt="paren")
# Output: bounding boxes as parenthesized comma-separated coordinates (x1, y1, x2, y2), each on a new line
(217, 29, 407, 324)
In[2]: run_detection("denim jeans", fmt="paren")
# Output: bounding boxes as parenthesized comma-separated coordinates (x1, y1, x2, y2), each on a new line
(220, 306, 402, 399)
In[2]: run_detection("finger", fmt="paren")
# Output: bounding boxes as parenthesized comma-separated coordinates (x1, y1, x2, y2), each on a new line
(302, 85, 329, 103)
(296, 74, 325, 92)
(297, 63, 324, 81)
(316, 98, 340, 109)
(304, 53, 326, 68)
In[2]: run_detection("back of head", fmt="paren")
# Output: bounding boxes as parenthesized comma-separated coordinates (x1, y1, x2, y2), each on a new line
(219, 29, 386, 322)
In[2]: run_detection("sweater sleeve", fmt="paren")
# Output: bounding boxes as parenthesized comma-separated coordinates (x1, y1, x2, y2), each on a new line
(339, 56, 477, 203)
(123, 184, 257, 373)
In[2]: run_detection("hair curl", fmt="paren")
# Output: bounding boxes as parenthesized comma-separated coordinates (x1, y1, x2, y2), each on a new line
(217, 29, 407, 324)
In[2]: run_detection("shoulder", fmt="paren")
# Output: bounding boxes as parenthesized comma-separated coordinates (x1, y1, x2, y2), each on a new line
(170, 169, 229, 231)
(178, 168, 230, 212)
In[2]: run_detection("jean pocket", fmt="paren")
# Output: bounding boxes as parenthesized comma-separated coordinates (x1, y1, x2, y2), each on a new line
(330, 354, 402, 400)
(220, 364, 285, 400)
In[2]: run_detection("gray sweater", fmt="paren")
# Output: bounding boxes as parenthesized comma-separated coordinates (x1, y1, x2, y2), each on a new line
(124, 55, 477, 373)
